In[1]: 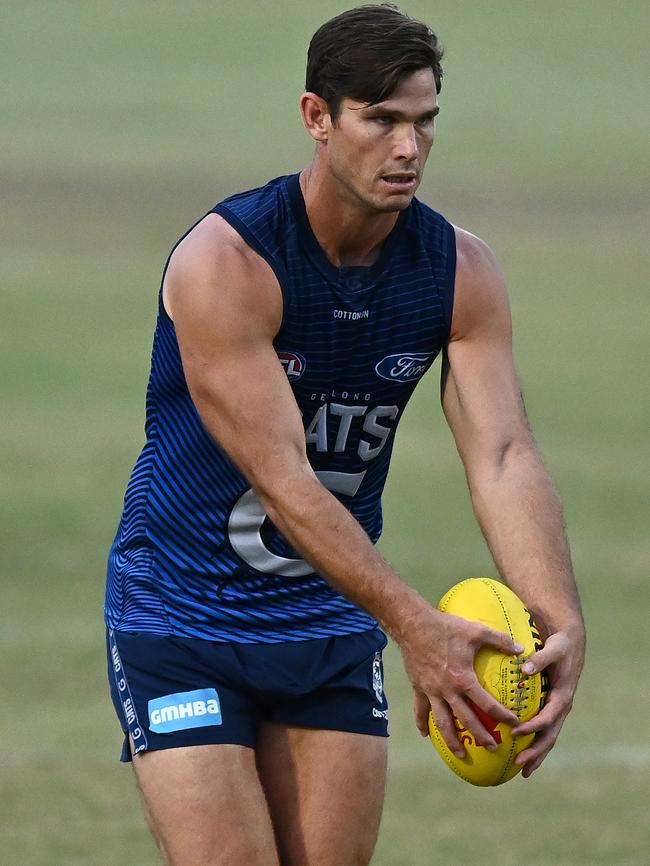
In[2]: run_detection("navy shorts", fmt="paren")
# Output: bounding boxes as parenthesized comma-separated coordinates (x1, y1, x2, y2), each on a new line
(107, 628, 389, 761)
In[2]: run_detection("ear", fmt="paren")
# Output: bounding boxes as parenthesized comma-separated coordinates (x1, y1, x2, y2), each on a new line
(299, 92, 332, 143)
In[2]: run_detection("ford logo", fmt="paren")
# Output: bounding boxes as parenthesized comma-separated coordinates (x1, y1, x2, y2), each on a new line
(375, 352, 433, 383)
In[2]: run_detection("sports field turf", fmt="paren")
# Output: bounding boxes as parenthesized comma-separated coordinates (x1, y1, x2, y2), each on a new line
(2, 2, 649, 863)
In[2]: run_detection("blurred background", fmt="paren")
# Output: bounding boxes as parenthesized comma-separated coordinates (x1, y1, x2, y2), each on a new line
(2, 1, 648, 863)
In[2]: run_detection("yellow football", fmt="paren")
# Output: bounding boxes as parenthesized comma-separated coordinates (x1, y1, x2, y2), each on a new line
(428, 577, 548, 786)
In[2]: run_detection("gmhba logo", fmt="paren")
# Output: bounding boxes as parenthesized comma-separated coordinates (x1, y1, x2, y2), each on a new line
(148, 688, 222, 733)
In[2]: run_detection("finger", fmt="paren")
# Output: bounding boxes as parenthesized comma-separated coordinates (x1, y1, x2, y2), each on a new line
(413, 689, 431, 737)
(521, 746, 553, 778)
(512, 692, 569, 736)
(430, 697, 465, 758)
(464, 679, 519, 726)
(516, 727, 556, 767)
(448, 696, 498, 750)
(511, 702, 558, 736)
(479, 626, 524, 657)
(516, 722, 562, 777)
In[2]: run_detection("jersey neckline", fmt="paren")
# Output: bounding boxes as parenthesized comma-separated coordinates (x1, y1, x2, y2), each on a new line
(285, 172, 410, 295)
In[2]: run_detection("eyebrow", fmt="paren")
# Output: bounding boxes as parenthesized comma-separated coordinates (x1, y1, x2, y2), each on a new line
(361, 105, 440, 120)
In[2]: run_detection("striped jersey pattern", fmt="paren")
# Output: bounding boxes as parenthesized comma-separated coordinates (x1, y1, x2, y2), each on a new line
(105, 173, 456, 642)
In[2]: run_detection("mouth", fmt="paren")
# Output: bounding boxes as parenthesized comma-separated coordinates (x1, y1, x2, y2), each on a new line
(380, 173, 417, 191)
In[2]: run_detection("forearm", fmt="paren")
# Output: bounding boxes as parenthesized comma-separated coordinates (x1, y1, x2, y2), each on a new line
(467, 440, 584, 641)
(255, 465, 429, 639)
(187, 368, 429, 638)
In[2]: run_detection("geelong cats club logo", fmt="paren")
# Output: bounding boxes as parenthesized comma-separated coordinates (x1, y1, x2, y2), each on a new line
(372, 652, 384, 702)
(375, 352, 434, 383)
(277, 351, 306, 381)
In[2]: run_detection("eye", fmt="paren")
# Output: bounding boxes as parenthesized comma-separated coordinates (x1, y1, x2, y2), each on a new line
(373, 116, 394, 126)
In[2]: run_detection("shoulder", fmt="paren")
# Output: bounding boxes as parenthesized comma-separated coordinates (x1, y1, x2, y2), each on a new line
(450, 226, 511, 342)
(164, 213, 282, 329)
(410, 203, 501, 281)
(169, 213, 260, 280)
(169, 173, 294, 287)
(454, 226, 502, 281)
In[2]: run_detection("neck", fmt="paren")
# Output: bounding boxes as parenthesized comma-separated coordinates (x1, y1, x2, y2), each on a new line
(299, 163, 400, 268)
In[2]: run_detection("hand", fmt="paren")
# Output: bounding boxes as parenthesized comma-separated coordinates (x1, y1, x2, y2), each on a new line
(511, 627, 586, 777)
(399, 606, 523, 758)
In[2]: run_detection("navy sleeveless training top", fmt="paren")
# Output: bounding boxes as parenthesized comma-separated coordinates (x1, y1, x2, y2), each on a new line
(105, 173, 456, 642)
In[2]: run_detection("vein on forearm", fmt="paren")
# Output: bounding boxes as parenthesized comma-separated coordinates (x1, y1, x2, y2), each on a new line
(465, 438, 582, 631)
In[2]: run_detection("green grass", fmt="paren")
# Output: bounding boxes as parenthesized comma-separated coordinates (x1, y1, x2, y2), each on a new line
(2, 2, 649, 863)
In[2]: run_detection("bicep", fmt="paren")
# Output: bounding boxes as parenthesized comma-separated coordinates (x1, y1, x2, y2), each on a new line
(184, 334, 307, 484)
(441, 230, 531, 467)
(167, 218, 311, 489)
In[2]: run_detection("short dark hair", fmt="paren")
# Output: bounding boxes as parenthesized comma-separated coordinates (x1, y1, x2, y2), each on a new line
(306, 4, 443, 120)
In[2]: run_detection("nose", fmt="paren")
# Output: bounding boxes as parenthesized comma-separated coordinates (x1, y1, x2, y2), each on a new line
(394, 124, 419, 161)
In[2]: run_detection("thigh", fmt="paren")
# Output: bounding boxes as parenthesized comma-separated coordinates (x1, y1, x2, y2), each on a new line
(132, 743, 280, 866)
(256, 723, 388, 866)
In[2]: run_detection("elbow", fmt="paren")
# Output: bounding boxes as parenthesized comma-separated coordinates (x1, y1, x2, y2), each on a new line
(495, 436, 517, 474)
(249, 456, 318, 522)
(469, 432, 541, 484)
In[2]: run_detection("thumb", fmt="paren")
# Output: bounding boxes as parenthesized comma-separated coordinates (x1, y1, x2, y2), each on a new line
(521, 632, 568, 674)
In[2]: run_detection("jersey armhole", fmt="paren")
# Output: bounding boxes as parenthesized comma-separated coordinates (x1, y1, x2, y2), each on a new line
(156, 206, 292, 326)
(441, 222, 457, 339)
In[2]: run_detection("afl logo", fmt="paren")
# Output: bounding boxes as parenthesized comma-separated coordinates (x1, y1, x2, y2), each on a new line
(375, 352, 434, 383)
(277, 351, 306, 381)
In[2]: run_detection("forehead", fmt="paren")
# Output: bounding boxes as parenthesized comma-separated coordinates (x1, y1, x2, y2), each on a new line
(344, 68, 438, 114)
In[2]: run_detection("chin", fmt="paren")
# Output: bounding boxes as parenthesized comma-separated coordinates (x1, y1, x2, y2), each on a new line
(371, 182, 419, 213)
(372, 193, 415, 213)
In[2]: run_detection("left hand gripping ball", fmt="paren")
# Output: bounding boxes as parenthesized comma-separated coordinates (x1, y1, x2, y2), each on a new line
(428, 577, 548, 786)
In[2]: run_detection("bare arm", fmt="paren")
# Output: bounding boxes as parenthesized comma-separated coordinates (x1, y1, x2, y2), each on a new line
(165, 214, 522, 756)
(442, 227, 586, 776)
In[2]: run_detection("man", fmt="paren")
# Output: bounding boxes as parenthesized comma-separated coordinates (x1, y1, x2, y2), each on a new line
(106, 5, 585, 865)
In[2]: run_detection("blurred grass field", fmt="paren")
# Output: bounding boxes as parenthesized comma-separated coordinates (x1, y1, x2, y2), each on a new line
(2, 1, 649, 863)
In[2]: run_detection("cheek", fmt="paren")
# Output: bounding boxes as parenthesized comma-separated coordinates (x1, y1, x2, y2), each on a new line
(342, 129, 375, 155)
(419, 131, 435, 156)
(332, 133, 378, 172)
